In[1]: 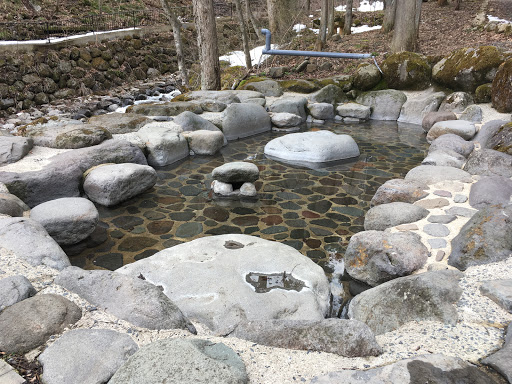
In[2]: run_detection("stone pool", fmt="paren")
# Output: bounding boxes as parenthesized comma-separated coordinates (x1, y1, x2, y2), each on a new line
(69, 120, 428, 280)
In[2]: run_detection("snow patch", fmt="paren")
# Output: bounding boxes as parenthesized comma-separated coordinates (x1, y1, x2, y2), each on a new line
(219, 44, 277, 68)
(336, 0, 384, 12)
(487, 14, 512, 24)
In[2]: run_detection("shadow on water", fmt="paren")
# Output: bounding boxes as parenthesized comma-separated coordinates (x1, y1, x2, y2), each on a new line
(67, 120, 428, 313)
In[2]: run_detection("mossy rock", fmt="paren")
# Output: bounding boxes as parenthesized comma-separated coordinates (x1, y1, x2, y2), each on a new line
(487, 122, 512, 155)
(236, 76, 267, 90)
(491, 58, 512, 113)
(278, 79, 321, 93)
(432, 46, 505, 92)
(381, 52, 431, 90)
(474, 83, 492, 103)
(352, 63, 382, 91)
(220, 65, 246, 90)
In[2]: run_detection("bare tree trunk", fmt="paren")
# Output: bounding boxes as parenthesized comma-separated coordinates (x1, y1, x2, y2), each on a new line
(328, 0, 335, 36)
(244, 0, 262, 39)
(305, 0, 311, 13)
(454, 0, 461, 10)
(234, 0, 252, 69)
(160, 0, 189, 86)
(267, 0, 298, 37)
(382, 0, 396, 33)
(344, 0, 353, 35)
(437, 0, 447, 5)
(192, 0, 221, 90)
(390, 0, 422, 52)
(320, 0, 328, 44)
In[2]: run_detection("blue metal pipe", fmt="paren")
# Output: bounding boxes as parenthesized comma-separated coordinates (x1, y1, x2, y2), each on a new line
(261, 28, 372, 59)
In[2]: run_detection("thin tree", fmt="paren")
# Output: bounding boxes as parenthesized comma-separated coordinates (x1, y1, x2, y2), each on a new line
(244, 0, 262, 39)
(382, 0, 397, 33)
(454, 0, 461, 10)
(344, 0, 353, 35)
(319, 0, 328, 45)
(327, 0, 335, 36)
(234, 0, 252, 69)
(192, 0, 221, 90)
(390, 0, 422, 52)
(160, 0, 189, 86)
(267, 0, 300, 37)
(305, 0, 311, 13)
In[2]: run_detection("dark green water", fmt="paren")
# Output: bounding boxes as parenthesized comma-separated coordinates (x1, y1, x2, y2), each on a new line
(70, 120, 428, 276)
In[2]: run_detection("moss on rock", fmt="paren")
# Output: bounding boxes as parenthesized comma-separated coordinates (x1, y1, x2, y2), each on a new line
(382, 52, 431, 90)
(278, 79, 321, 93)
(432, 46, 505, 92)
(491, 58, 512, 113)
(474, 83, 492, 103)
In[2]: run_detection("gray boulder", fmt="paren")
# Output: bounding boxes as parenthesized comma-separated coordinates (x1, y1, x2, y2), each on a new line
(268, 96, 308, 122)
(173, 111, 222, 133)
(270, 112, 303, 127)
(240, 79, 283, 97)
(356, 90, 407, 121)
(308, 103, 335, 120)
(0, 217, 69, 270)
(480, 280, 512, 313)
(109, 338, 248, 384)
(25, 121, 112, 149)
(84, 163, 157, 207)
(0, 136, 33, 165)
(405, 165, 472, 185)
(352, 63, 381, 91)
(212, 162, 259, 183)
(30, 197, 99, 245)
(222, 103, 271, 140)
(183, 130, 224, 155)
(472, 119, 509, 148)
(421, 149, 467, 168)
(308, 84, 347, 104)
(370, 179, 428, 206)
(398, 90, 445, 126)
(344, 230, 428, 286)
(459, 104, 483, 123)
(137, 123, 189, 166)
(232, 319, 382, 357)
(438, 91, 474, 113)
(311, 354, 500, 384)
(482, 322, 512, 383)
(429, 133, 475, 158)
(55, 267, 195, 332)
(422, 111, 457, 132)
(38, 329, 138, 384)
(0, 294, 82, 353)
(127, 101, 203, 116)
(463, 148, 512, 177)
(469, 176, 512, 209)
(336, 102, 371, 120)
(0, 192, 28, 217)
(179, 90, 242, 105)
(364, 202, 429, 231)
(198, 100, 227, 112)
(427, 120, 477, 143)
(230, 90, 266, 103)
(0, 139, 147, 207)
(488, 121, 512, 155)
(449, 204, 512, 270)
(88, 113, 151, 134)
(0, 275, 36, 312)
(117, 234, 330, 333)
(264, 131, 359, 164)
(348, 270, 462, 335)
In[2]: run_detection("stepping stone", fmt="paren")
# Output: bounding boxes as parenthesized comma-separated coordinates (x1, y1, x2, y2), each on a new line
(433, 190, 452, 197)
(427, 120, 476, 143)
(428, 214, 457, 224)
(38, 329, 138, 384)
(453, 194, 468, 203)
(0, 294, 81, 353)
(480, 280, 512, 313)
(423, 223, 450, 237)
(212, 162, 259, 183)
(446, 206, 478, 217)
(428, 238, 448, 249)
(30, 197, 99, 245)
(364, 202, 429, 231)
(414, 198, 450, 209)
(0, 275, 36, 312)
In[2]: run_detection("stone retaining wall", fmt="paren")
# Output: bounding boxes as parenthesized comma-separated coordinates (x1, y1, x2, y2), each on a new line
(0, 31, 178, 118)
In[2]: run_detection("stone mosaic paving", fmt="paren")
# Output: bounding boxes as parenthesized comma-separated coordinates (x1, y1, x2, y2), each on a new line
(70, 120, 428, 276)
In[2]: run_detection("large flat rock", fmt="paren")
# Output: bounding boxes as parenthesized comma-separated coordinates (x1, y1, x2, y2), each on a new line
(264, 131, 360, 164)
(117, 234, 330, 333)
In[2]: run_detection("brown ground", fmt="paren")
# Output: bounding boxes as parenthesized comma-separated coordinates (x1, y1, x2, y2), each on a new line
(260, 0, 512, 78)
